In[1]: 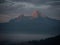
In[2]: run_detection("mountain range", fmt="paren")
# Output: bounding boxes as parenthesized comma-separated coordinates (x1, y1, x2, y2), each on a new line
(0, 14, 60, 35)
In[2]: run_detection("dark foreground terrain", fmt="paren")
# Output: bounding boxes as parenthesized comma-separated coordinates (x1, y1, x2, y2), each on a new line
(0, 35, 60, 45)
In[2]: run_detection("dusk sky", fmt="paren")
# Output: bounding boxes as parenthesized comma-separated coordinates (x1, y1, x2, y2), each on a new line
(0, 0, 60, 41)
(0, 0, 60, 23)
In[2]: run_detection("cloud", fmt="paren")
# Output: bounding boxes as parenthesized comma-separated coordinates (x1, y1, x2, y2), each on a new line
(0, 14, 21, 23)
(0, 0, 59, 15)
(0, 0, 60, 22)
(0, 1, 51, 14)
(46, 1, 60, 4)
(0, 15, 10, 23)
(0, 0, 5, 3)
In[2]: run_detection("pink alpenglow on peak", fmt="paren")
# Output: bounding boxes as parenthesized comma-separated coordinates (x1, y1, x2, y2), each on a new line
(32, 10, 41, 19)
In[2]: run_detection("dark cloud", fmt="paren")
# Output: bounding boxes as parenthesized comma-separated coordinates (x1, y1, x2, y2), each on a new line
(0, 0, 60, 22)
(0, 0, 5, 3)
(10, 0, 60, 4)
(0, 0, 60, 14)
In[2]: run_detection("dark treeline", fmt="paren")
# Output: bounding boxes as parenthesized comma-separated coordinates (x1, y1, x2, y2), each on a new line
(0, 35, 60, 45)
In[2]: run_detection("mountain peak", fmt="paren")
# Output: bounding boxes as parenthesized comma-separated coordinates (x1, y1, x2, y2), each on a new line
(15, 14, 24, 21)
(32, 10, 41, 19)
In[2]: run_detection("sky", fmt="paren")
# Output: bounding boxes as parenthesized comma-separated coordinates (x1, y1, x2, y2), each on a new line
(0, 0, 60, 41)
(0, 0, 60, 23)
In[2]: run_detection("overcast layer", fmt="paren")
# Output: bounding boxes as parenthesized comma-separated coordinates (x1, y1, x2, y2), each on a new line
(0, 0, 60, 23)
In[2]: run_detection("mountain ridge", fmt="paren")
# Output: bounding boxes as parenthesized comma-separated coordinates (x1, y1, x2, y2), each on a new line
(0, 16, 60, 35)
